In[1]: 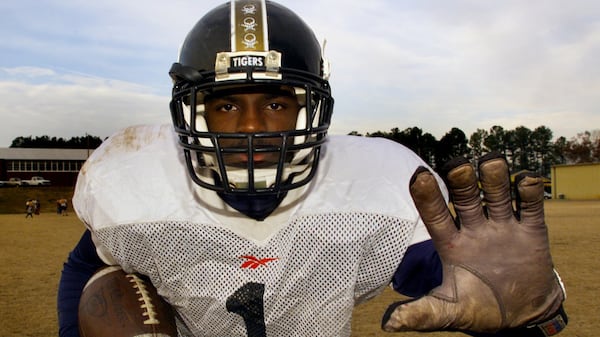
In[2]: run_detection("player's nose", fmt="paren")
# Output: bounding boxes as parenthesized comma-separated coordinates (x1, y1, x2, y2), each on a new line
(236, 103, 266, 133)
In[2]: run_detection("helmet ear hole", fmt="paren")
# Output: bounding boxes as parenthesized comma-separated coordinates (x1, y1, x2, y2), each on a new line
(169, 63, 204, 83)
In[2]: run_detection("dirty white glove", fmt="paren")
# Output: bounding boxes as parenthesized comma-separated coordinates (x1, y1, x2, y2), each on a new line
(382, 153, 567, 336)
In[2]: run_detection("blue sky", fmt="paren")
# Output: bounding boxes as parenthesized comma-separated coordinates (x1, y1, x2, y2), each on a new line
(1, 0, 599, 147)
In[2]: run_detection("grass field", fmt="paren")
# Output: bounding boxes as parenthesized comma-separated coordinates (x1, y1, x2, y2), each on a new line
(0, 198, 598, 337)
(0, 186, 75, 214)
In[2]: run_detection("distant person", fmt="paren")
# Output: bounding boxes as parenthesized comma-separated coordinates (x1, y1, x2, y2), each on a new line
(25, 200, 34, 219)
(57, 198, 69, 216)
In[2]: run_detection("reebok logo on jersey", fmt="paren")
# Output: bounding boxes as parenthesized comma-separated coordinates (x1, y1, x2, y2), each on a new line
(240, 255, 278, 269)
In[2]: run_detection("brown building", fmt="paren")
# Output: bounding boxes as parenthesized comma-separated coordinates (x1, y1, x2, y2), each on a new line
(0, 148, 92, 186)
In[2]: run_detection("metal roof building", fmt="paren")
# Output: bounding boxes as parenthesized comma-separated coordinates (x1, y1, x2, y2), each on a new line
(551, 162, 600, 200)
(0, 148, 92, 160)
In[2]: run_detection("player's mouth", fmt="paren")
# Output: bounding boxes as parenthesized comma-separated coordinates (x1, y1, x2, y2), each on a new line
(242, 153, 271, 166)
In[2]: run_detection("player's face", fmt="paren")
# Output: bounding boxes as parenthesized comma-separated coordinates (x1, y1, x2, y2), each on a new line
(204, 87, 300, 168)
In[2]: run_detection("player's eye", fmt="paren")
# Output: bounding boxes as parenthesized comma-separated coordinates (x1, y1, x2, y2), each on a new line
(217, 103, 238, 112)
(266, 102, 285, 111)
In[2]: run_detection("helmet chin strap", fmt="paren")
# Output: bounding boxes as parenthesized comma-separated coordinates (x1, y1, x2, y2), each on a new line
(213, 169, 289, 220)
(222, 166, 276, 191)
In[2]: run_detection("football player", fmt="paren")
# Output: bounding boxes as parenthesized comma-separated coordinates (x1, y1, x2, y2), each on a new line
(58, 1, 567, 336)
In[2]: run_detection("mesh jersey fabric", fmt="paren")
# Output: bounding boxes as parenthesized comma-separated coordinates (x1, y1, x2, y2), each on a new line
(73, 124, 445, 337)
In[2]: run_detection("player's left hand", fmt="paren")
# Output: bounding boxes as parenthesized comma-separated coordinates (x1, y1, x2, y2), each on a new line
(382, 153, 567, 334)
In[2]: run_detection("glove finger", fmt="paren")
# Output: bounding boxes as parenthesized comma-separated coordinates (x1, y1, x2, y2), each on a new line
(409, 167, 457, 254)
(514, 172, 545, 227)
(441, 157, 487, 230)
(381, 296, 447, 332)
(478, 153, 514, 222)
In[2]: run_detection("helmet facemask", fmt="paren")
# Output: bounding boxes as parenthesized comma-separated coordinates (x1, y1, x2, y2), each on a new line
(171, 77, 332, 196)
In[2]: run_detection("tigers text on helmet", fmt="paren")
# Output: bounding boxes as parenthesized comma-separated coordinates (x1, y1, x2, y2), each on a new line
(169, 0, 334, 197)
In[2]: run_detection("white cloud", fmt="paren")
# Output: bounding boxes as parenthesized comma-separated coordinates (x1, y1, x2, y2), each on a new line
(0, 68, 169, 146)
(2, 67, 56, 78)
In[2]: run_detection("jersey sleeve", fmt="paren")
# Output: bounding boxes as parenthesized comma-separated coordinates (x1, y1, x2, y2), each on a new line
(391, 239, 442, 297)
(57, 230, 106, 337)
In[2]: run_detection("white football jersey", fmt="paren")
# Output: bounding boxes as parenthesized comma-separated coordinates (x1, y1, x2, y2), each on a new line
(73, 124, 443, 337)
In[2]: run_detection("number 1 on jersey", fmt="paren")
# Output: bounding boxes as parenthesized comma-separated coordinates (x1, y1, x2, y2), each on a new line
(226, 282, 267, 337)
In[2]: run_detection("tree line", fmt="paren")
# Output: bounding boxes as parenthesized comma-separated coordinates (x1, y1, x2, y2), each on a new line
(10, 135, 104, 150)
(350, 126, 600, 177)
(9, 126, 600, 178)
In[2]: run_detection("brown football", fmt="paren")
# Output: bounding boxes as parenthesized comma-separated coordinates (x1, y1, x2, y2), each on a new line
(78, 266, 177, 337)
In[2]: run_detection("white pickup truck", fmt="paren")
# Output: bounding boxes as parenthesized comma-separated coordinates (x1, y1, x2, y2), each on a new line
(22, 176, 52, 186)
(4, 177, 23, 187)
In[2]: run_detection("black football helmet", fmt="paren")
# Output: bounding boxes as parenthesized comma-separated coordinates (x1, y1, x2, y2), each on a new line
(169, 0, 334, 197)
